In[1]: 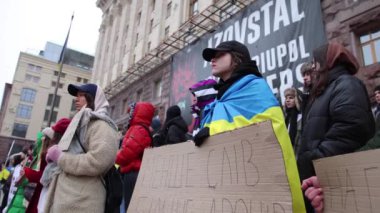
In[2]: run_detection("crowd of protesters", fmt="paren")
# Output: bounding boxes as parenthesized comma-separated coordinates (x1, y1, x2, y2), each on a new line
(0, 40, 378, 213)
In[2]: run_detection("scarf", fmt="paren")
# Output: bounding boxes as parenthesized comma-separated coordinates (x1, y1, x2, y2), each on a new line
(214, 60, 262, 99)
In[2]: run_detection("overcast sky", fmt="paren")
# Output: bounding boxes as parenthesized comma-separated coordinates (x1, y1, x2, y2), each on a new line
(0, 0, 102, 103)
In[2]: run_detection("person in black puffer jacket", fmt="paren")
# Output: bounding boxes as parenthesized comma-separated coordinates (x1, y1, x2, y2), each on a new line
(153, 105, 188, 147)
(297, 42, 375, 212)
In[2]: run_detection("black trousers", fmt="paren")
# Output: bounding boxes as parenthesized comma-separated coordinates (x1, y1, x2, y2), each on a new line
(123, 171, 139, 212)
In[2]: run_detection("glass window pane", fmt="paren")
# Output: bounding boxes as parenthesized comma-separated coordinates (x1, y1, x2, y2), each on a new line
(71, 99, 76, 111)
(47, 94, 61, 107)
(16, 104, 32, 119)
(44, 110, 57, 122)
(362, 44, 374, 66)
(12, 123, 28, 138)
(372, 30, 380, 39)
(360, 35, 370, 43)
(20, 88, 36, 103)
(375, 40, 380, 63)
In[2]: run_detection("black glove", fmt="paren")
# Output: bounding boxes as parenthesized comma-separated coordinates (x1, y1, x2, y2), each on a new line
(193, 127, 210, 147)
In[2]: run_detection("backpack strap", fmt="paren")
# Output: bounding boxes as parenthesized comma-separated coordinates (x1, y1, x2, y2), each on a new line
(137, 123, 153, 144)
(74, 132, 106, 188)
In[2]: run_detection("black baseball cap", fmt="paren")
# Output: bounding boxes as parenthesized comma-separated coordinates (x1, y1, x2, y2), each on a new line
(202, 40, 251, 62)
(68, 83, 97, 98)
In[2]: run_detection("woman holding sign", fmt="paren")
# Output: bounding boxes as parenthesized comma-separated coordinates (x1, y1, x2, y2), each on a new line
(298, 42, 375, 212)
(194, 40, 306, 213)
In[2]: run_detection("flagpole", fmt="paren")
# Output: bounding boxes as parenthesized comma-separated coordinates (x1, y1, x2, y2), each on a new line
(5, 140, 15, 166)
(47, 14, 74, 127)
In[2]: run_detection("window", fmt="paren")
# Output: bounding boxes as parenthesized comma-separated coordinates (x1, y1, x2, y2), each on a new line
(83, 79, 89, 84)
(51, 81, 64, 88)
(149, 19, 154, 33)
(16, 104, 32, 119)
(12, 123, 28, 138)
(360, 29, 380, 66)
(136, 89, 143, 102)
(122, 98, 128, 114)
(166, 2, 172, 18)
(135, 33, 139, 46)
(44, 110, 58, 122)
(151, 0, 156, 10)
(71, 99, 76, 111)
(137, 11, 142, 25)
(190, 0, 199, 16)
(164, 26, 170, 39)
(27, 64, 42, 72)
(132, 54, 136, 64)
(147, 42, 151, 51)
(47, 94, 61, 107)
(153, 78, 162, 99)
(20, 88, 36, 103)
(53, 71, 66, 78)
(77, 77, 82, 82)
(25, 74, 40, 83)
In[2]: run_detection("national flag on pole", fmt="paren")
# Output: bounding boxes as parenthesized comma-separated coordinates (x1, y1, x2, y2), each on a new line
(58, 13, 74, 64)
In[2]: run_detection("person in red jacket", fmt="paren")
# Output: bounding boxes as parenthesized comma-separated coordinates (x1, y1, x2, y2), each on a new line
(116, 102, 155, 210)
(21, 118, 70, 213)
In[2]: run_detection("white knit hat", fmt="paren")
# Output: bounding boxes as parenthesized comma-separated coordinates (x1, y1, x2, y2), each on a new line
(42, 127, 54, 140)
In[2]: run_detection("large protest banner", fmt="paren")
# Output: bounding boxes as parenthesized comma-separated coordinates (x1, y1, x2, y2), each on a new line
(313, 149, 380, 213)
(128, 121, 303, 213)
(170, 0, 326, 122)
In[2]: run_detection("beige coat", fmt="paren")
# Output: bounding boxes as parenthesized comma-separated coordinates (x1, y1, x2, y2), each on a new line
(44, 120, 118, 213)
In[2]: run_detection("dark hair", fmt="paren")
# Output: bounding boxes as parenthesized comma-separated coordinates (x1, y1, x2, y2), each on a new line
(230, 51, 244, 71)
(310, 44, 329, 101)
(374, 85, 380, 93)
(13, 154, 24, 166)
(84, 93, 95, 110)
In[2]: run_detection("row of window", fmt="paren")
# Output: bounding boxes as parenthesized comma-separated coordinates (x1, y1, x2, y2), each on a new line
(110, 78, 162, 118)
(27, 65, 89, 83)
(16, 93, 61, 119)
(126, 1, 199, 59)
(12, 109, 59, 138)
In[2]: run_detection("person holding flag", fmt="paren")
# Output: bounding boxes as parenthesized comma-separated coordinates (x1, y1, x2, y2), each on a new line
(194, 40, 305, 213)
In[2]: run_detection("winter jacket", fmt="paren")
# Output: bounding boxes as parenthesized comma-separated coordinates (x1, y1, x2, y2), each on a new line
(116, 102, 155, 174)
(43, 85, 118, 213)
(23, 153, 47, 213)
(164, 116, 188, 145)
(297, 66, 375, 181)
(46, 120, 118, 213)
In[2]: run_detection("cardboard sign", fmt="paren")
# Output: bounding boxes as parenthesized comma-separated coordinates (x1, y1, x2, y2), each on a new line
(313, 149, 380, 213)
(128, 121, 293, 213)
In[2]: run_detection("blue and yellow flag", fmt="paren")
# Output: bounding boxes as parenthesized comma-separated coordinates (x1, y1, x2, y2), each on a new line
(201, 74, 305, 213)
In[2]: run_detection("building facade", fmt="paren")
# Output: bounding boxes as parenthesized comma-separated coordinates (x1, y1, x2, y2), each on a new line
(320, 0, 380, 95)
(0, 48, 92, 141)
(94, 0, 252, 124)
(93, 0, 380, 126)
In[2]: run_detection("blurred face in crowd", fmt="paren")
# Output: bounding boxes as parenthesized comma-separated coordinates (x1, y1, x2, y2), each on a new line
(375, 90, 380, 104)
(285, 95, 296, 109)
(75, 91, 88, 111)
(27, 148, 33, 156)
(303, 72, 312, 87)
(211, 52, 233, 81)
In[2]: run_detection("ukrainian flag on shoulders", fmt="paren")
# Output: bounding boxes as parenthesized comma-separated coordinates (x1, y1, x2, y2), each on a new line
(201, 74, 305, 213)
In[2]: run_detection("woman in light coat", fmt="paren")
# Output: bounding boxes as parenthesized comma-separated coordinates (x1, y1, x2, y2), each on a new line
(42, 83, 118, 213)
